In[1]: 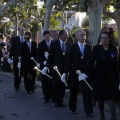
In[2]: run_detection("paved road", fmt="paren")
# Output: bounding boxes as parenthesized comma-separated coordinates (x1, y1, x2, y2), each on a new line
(0, 70, 120, 120)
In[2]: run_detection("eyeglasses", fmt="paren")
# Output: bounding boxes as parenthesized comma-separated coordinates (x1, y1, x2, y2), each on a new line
(101, 37, 109, 39)
(80, 34, 86, 36)
(24, 38, 30, 40)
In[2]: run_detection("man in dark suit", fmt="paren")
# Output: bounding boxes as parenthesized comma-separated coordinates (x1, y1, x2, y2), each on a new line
(21, 32, 37, 95)
(50, 30, 59, 41)
(41, 30, 71, 107)
(62, 29, 93, 116)
(64, 26, 74, 44)
(8, 26, 25, 91)
(37, 31, 53, 103)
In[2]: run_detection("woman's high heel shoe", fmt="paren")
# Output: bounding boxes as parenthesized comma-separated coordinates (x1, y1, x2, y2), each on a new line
(110, 117, 117, 120)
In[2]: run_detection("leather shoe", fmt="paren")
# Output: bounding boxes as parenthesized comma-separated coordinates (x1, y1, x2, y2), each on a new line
(53, 102, 58, 108)
(70, 111, 77, 114)
(31, 88, 35, 93)
(27, 92, 30, 96)
(110, 118, 114, 120)
(58, 103, 66, 107)
(110, 117, 117, 120)
(15, 88, 19, 91)
(86, 113, 93, 117)
(44, 99, 49, 103)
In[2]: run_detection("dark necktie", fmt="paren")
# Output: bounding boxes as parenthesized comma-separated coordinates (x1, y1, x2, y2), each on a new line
(21, 36, 24, 43)
(62, 42, 66, 53)
(27, 42, 31, 52)
(47, 42, 50, 50)
(80, 44, 84, 55)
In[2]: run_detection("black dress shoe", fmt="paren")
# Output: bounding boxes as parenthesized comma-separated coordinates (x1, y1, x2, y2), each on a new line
(86, 113, 93, 117)
(70, 110, 77, 114)
(44, 99, 49, 103)
(53, 102, 58, 107)
(15, 88, 19, 91)
(58, 103, 66, 107)
(110, 118, 114, 120)
(100, 115, 105, 120)
(27, 92, 30, 96)
(34, 86, 36, 89)
(26, 89, 31, 95)
(110, 117, 117, 120)
(31, 89, 35, 93)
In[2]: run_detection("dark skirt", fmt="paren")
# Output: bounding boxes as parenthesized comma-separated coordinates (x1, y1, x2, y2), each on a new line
(94, 72, 119, 101)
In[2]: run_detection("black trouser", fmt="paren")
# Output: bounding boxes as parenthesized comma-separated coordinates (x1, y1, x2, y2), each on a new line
(52, 71, 65, 104)
(69, 78, 79, 112)
(30, 69, 36, 90)
(13, 63, 22, 89)
(81, 81, 93, 114)
(69, 71, 93, 114)
(41, 73, 52, 100)
(23, 68, 36, 92)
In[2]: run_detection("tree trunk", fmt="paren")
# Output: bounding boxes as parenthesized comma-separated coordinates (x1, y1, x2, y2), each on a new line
(62, 10, 64, 29)
(88, 1, 103, 46)
(43, 0, 58, 31)
(15, 15, 18, 36)
(37, 23, 43, 43)
(43, 6, 53, 31)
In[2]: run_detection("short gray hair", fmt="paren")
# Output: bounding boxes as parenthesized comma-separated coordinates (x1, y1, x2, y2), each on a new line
(64, 26, 71, 33)
(51, 30, 59, 37)
(75, 29, 85, 37)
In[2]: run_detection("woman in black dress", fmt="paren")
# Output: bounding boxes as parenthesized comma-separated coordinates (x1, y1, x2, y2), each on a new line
(86, 32, 119, 120)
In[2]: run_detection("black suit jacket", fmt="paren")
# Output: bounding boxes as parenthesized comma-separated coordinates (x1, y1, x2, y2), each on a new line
(21, 41, 37, 69)
(64, 43, 92, 73)
(37, 40, 53, 69)
(9, 36, 22, 65)
(47, 40, 71, 73)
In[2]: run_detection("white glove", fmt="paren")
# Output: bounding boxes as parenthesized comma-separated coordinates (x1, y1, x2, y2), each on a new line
(7, 58, 13, 64)
(78, 73, 88, 82)
(76, 70, 88, 82)
(41, 67, 48, 75)
(76, 70, 88, 78)
(76, 70, 81, 75)
(37, 63, 40, 68)
(1, 57, 3, 61)
(61, 73, 66, 83)
(78, 75, 86, 82)
(44, 52, 49, 60)
(43, 61, 47, 65)
(17, 63, 21, 68)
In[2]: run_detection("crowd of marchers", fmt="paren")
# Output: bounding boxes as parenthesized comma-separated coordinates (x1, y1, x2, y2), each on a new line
(0, 26, 120, 120)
